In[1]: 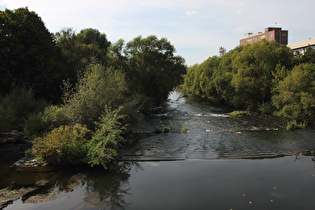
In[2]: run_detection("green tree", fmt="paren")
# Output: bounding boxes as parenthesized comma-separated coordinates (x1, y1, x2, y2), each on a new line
(199, 56, 221, 96)
(109, 35, 187, 106)
(300, 46, 315, 64)
(54, 28, 110, 84)
(77, 28, 111, 54)
(0, 8, 67, 102)
(183, 64, 201, 94)
(229, 40, 292, 107)
(272, 63, 315, 122)
(214, 46, 242, 104)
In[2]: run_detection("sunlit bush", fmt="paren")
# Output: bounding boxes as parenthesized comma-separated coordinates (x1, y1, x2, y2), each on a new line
(272, 64, 315, 123)
(64, 61, 140, 129)
(87, 107, 126, 168)
(31, 124, 91, 166)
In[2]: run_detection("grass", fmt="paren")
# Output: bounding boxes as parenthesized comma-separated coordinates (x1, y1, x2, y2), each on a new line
(229, 110, 251, 117)
(162, 127, 170, 133)
(182, 125, 188, 133)
(286, 120, 307, 130)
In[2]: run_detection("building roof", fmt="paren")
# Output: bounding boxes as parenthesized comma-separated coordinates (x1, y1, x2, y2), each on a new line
(287, 38, 315, 50)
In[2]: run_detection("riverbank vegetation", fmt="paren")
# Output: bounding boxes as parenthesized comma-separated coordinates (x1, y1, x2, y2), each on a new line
(0, 8, 186, 168)
(183, 40, 315, 126)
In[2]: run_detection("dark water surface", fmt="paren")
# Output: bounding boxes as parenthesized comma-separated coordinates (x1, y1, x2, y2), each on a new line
(1, 91, 315, 209)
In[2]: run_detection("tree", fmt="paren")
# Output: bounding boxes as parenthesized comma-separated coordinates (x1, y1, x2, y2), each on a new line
(77, 28, 111, 54)
(272, 63, 315, 122)
(300, 46, 315, 64)
(121, 35, 187, 105)
(55, 28, 110, 83)
(0, 7, 67, 102)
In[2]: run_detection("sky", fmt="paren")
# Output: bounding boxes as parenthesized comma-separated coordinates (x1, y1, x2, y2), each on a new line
(1, 0, 315, 66)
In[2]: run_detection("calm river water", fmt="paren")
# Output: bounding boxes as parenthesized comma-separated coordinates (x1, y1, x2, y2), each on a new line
(1, 91, 315, 209)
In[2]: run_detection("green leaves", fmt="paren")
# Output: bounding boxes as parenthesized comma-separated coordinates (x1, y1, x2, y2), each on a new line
(0, 8, 67, 102)
(31, 124, 91, 166)
(272, 64, 315, 122)
(183, 40, 294, 108)
(110, 35, 187, 106)
(87, 107, 125, 168)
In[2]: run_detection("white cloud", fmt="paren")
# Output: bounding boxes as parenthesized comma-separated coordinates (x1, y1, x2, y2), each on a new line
(1, 0, 315, 65)
(185, 10, 199, 16)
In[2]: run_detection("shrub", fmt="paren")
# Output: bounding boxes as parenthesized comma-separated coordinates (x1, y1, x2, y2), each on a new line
(87, 107, 125, 168)
(258, 101, 275, 114)
(229, 110, 251, 117)
(30, 124, 91, 166)
(0, 87, 47, 132)
(154, 127, 162, 133)
(162, 127, 170, 133)
(64, 62, 140, 129)
(286, 120, 307, 130)
(24, 105, 70, 135)
(182, 125, 189, 133)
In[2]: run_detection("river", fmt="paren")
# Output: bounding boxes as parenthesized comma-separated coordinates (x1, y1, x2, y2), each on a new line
(1, 91, 315, 209)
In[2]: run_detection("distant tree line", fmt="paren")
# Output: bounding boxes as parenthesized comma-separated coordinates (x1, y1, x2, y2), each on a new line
(183, 40, 315, 126)
(0, 7, 186, 168)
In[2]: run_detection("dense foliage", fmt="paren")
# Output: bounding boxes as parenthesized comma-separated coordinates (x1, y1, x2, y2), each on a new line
(24, 61, 139, 168)
(0, 8, 67, 102)
(272, 63, 315, 122)
(183, 40, 315, 124)
(0, 87, 47, 132)
(30, 108, 125, 168)
(54, 28, 111, 84)
(0, 7, 186, 168)
(108, 35, 187, 106)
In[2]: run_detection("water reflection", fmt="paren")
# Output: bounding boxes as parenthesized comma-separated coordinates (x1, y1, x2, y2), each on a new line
(1, 154, 315, 209)
(1, 161, 142, 209)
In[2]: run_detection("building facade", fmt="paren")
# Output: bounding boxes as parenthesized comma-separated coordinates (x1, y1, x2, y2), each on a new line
(240, 27, 288, 46)
(287, 38, 315, 55)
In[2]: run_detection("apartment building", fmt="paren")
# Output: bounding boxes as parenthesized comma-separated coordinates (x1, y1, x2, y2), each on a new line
(240, 27, 288, 46)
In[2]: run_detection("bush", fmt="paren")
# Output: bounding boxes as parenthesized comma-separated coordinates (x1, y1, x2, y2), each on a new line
(0, 87, 47, 132)
(29, 107, 126, 168)
(272, 64, 315, 123)
(64, 62, 140, 129)
(30, 124, 91, 166)
(258, 101, 275, 114)
(229, 110, 251, 117)
(286, 120, 307, 130)
(182, 125, 189, 133)
(87, 107, 125, 168)
(24, 105, 70, 135)
(154, 127, 162, 133)
(162, 127, 170, 133)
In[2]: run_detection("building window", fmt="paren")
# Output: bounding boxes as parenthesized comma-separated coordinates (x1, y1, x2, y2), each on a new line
(270, 34, 273, 37)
